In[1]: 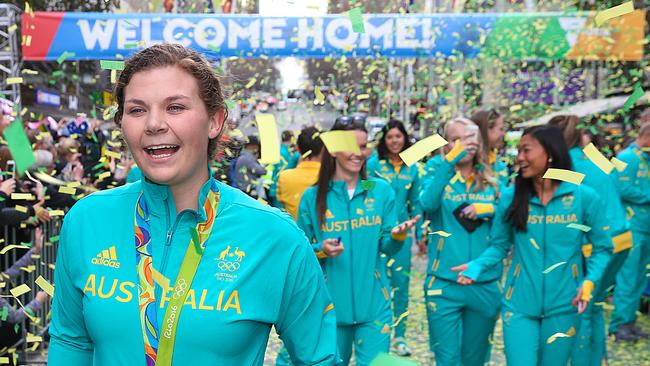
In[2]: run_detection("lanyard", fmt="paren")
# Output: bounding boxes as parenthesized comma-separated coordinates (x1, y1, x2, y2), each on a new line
(134, 181, 220, 366)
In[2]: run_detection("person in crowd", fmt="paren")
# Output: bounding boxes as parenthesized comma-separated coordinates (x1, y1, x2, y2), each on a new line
(366, 119, 423, 356)
(471, 108, 509, 187)
(452, 124, 612, 365)
(608, 121, 650, 341)
(297, 118, 420, 365)
(419, 117, 500, 365)
(547, 115, 632, 363)
(48, 43, 339, 366)
(277, 126, 323, 220)
(233, 135, 267, 199)
(269, 130, 300, 207)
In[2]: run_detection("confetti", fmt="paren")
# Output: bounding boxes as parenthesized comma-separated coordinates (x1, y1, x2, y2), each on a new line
(427, 289, 442, 296)
(542, 262, 567, 274)
(255, 114, 281, 164)
(567, 223, 591, 232)
(361, 180, 376, 190)
(429, 231, 451, 238)
(314, 86, 325, 104)
(49, 209, 65, 217)
(543, 168, 585, 185)
(348, 7, 365, 33)
(5, 77, 23, 85)
(57, 51, 76, 64)
(320, 131, 361, 154)
(100, 60, 125, 70)
(35, 276, 54, 297)
(594, 2, 634, 26)
(0, 245, 30, 255)
(582, 143, 615, 174)
(9, 284, 31, 298)
(3, 119, 36, 175)
(622, 83, 644, 111)
(59, 186, 77, 195)
(10, 193, 35, 200)
(530, 238, 540, 250)
(611, 157, 628, 172)
(399, 134, 448, 166)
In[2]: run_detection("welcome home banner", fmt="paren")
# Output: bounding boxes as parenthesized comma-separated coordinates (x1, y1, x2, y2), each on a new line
(21, 11, 644, 61)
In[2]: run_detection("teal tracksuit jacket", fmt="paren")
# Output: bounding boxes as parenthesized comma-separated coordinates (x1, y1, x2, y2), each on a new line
(613, 143, 650, 234)
(49, 178, 339, 366)
(366, 155, 423, 338)
(467, 182, 612, 317)
(297, 178, 403, 325)
(420, 157, 501, 283)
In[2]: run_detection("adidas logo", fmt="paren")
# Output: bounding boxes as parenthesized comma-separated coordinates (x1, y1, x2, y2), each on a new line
(325, 209, 334, 219)
(91, 246, 121, 268)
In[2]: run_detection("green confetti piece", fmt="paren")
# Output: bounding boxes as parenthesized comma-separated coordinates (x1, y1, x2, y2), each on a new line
(189, 227, 202, 255)
(57, 51, 75, 64)
(124, 43, 139, 49)
(14, 323, 20, 333)
(623, 83, 644, 111)
(90, 108, 97, 119)
(100, 60, 125, 71)
(49, 235, 60, 242)
(543, 261, 567, 274)
(361, 180, 376, 190)
(567, 223, 591, 232)
(52, 70, 63, 78)
(0, 306, 8, 321)
(3, 119, 35, 176)
(348, 7, 365, 33)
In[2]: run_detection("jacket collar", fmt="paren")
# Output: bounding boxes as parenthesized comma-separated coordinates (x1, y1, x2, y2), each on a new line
(329, 178, 365, 199)
(529, 181, 576, 206)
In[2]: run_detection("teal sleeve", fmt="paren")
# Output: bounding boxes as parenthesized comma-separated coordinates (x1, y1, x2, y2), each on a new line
(379, 188, 404, 256)
(297, 192, 322, 253)
(582, 188, 614, 284)
(408, 166, 424, 240)
(275, 240, 340, 365)
(419, 159, 455, 215)
(466, 194, 513, 280)
(48, 217, 94, 365)
(614, 155, 650, 204)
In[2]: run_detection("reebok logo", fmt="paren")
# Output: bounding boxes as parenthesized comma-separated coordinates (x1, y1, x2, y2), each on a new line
(91, 246, 121, 268)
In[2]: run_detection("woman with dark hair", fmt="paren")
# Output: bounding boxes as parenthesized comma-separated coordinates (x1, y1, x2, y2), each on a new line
(470, 108, 509, 186)
(419, 117, 500, 366)
(548, 115, 632, 364)
(365, 119, 422, 356)
(48, 44, 339, 366)
(297, 119, 420, 365)
(452, 124, 612, 365)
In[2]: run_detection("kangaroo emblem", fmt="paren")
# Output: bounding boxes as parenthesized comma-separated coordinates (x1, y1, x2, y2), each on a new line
(234, 247, 246, 262)
(218, 245, 231, 260)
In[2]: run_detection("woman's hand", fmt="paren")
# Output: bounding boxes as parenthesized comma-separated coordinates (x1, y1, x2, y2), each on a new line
(33, 200, 51, 223)
(451, 263, 475, 285)
(391, 214, 422, 236)
(33, 226, 44, 254)
(572, 281, 593, 314)
(0, 178, 16, 196)
(321, 238, 344, 258)
(460, 204, 477, 220)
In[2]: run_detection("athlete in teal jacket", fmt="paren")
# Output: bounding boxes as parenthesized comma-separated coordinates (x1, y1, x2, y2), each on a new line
(49, 178, 339, 366)
(419, 119, 502, 366)
(456, 125, 612, 365)
(568, 145, 632, 364)
(609, 137, 650, 337)
(366, 154, 422, 351)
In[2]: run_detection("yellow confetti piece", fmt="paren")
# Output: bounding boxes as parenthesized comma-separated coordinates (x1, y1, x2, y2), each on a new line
(6, 77, 23, 85)
(427, 289, 442, 296)
(9, 284, 31, 298)
(0, 244, 29, 255)
(582, 143, 614, 174)
(105, 150, 122, 160)
(611, 157, 628, 172)
(14, 205, 27, 213)
(59, 186, 76, 195)
(49, 209, 65, 217)
(97, 171, 112, 180)
(430, 231, 451, 237)
(255, 114, 281, 164)
(567, 223, 591, 232)
(543, 262, 567, 274)
(67, 181, 82, 188)
(595, 1, 634, 26)
(20, 265, 35, 273)
(245, 77, 257, 89)
(315, 86, 325, 104)
(320, 131, 361, 154)
(26, 335, 42, 343)
(34, 171, 67, 186)
(530, 238, 540, 250)
(35, 276, 55, 297)
(543, 168, 585, 185)
(387, 258, 395, 267)
(399, 134, 448, 166)
(356, 94, 369, 100)
(10, 193, 35, 200)
(392, 311, 409, 327)
(8, 24, 17, 33)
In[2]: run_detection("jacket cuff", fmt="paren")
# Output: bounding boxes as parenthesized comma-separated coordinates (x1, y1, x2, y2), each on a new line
(463, 261, 482, 280)
(391, 231, 407, 241)
(581, 280, 595, 302)
(473, 203, 494, 218)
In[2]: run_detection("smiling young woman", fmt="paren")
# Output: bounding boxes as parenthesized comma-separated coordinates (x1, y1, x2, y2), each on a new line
(48, 44, 339, 366)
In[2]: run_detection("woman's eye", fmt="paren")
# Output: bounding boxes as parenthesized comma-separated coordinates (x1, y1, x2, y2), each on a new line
(128, 107, 144, 114)
(168, 105, 185, 112)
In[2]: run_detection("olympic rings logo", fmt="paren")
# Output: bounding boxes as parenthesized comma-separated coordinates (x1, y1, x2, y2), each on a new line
(172, 279, 188, 299)
(217, 261, 240, 272)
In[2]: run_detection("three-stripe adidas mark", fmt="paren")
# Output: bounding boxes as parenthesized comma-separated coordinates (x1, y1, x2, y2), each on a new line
(91, 246, 121, 268)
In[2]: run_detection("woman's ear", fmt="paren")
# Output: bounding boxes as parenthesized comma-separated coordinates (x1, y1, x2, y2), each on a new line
(209, 110, 226, 139)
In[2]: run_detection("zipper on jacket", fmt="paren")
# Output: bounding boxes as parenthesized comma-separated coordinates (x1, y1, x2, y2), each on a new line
(541, 204, 547, 318)
(345, 184, 357, 324)
(156, 200, 174, 304)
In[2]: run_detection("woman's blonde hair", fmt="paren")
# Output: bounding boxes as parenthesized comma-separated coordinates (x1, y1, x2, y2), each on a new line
(442, 117, 497, 193)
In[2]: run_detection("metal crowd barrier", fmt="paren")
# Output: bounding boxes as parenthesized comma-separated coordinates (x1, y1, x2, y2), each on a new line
(1, 218, 61, 365)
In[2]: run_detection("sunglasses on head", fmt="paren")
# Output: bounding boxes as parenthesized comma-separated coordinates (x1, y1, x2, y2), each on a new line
(333, 115, 366, 130)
